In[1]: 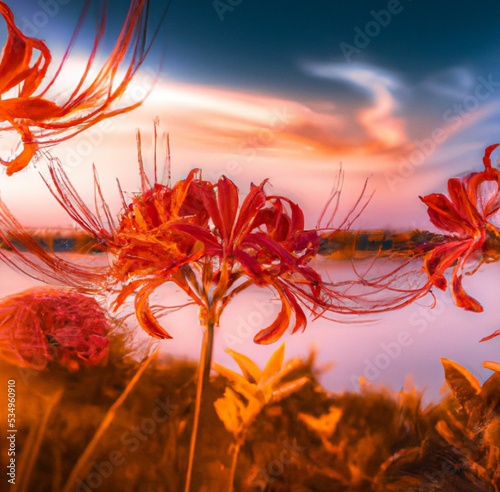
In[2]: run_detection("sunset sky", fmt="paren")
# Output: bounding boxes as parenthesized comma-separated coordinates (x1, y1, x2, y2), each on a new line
(1, 0, 500, 401)
(3, 0, 500, 226)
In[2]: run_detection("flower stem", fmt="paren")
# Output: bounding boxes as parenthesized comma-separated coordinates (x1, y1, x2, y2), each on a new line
(16, 388, 63, 492)
(227, 440, 243, 492)
(184, 318, 215, 492)
(62, 350, 157, 492)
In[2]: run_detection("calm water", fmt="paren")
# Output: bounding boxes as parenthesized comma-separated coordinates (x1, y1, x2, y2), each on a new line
(1, 257, 499, 404)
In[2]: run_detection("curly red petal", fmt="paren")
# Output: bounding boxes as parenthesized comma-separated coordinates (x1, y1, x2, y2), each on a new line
(0, 2, 51, 96)
(0, 0, 162, 174)
(419, 144, 500, 314)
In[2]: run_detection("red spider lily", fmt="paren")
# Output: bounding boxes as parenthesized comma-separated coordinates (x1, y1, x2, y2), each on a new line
(0, 0, 163, 175)
(0, 131, 375, 344)
(173, 177, 334, 344)
(0, 287, 110, 370)
(420, 143, 500, 312)
(0, 132, 429, 491)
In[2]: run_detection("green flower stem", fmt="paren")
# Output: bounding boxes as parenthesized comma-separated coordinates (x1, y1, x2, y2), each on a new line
(184, 317, 215, 492)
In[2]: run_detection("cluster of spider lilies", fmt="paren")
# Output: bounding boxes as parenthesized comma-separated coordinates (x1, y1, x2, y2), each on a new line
(0, 1, 499, 490)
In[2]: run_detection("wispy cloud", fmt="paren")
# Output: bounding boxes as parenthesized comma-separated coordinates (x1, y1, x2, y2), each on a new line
(301, 62, 407, 150)
(421, 66, 475, 99)
(91, 77, 359, 159)
(5, 57, 500, 230)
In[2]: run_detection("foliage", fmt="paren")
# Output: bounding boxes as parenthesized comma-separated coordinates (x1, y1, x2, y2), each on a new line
(2, 337, 500, 492)
(213, 344, 310, 490)
(214, 343, 310, 438)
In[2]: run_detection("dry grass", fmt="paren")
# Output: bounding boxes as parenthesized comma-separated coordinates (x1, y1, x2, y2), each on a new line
(1, 344, 499, 491)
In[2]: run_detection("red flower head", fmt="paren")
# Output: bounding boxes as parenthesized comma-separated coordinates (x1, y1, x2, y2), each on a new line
(0, 287, 110, 370)
(172, 174, 328, 343)
(420, 144, 500, 312)
(0, 0, 162, 175)
(0, 131, 372, 345)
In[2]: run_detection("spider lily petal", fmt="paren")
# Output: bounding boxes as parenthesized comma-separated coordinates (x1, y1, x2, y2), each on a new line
(196, 175, 239, 247)
(423, 241, 469, 290)
(0, 2, 51, 96)
(253, 283, 308, 344)
(422, 185, 477, 236)
(447, 179, 485, 230)
(134, 280, 174, 339)
(253, 285, 293, 344)
(0, 0, 164, 175)
(233, 180, 268, 240)
(451, 273, 483, 312)
(420, 144, 500, 312)
(481, 330, 500, 343)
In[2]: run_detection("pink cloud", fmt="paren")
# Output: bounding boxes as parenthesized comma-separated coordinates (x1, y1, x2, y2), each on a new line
(301, 62, 407, 151)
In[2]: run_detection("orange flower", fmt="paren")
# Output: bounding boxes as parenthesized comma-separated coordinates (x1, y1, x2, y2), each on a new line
(0, 0, 160, 175)
(0, 287, 110, 370)
(420, 144, 500, 312)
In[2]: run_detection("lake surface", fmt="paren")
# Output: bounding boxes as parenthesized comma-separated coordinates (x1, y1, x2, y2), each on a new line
(1, 256, 499, 404)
